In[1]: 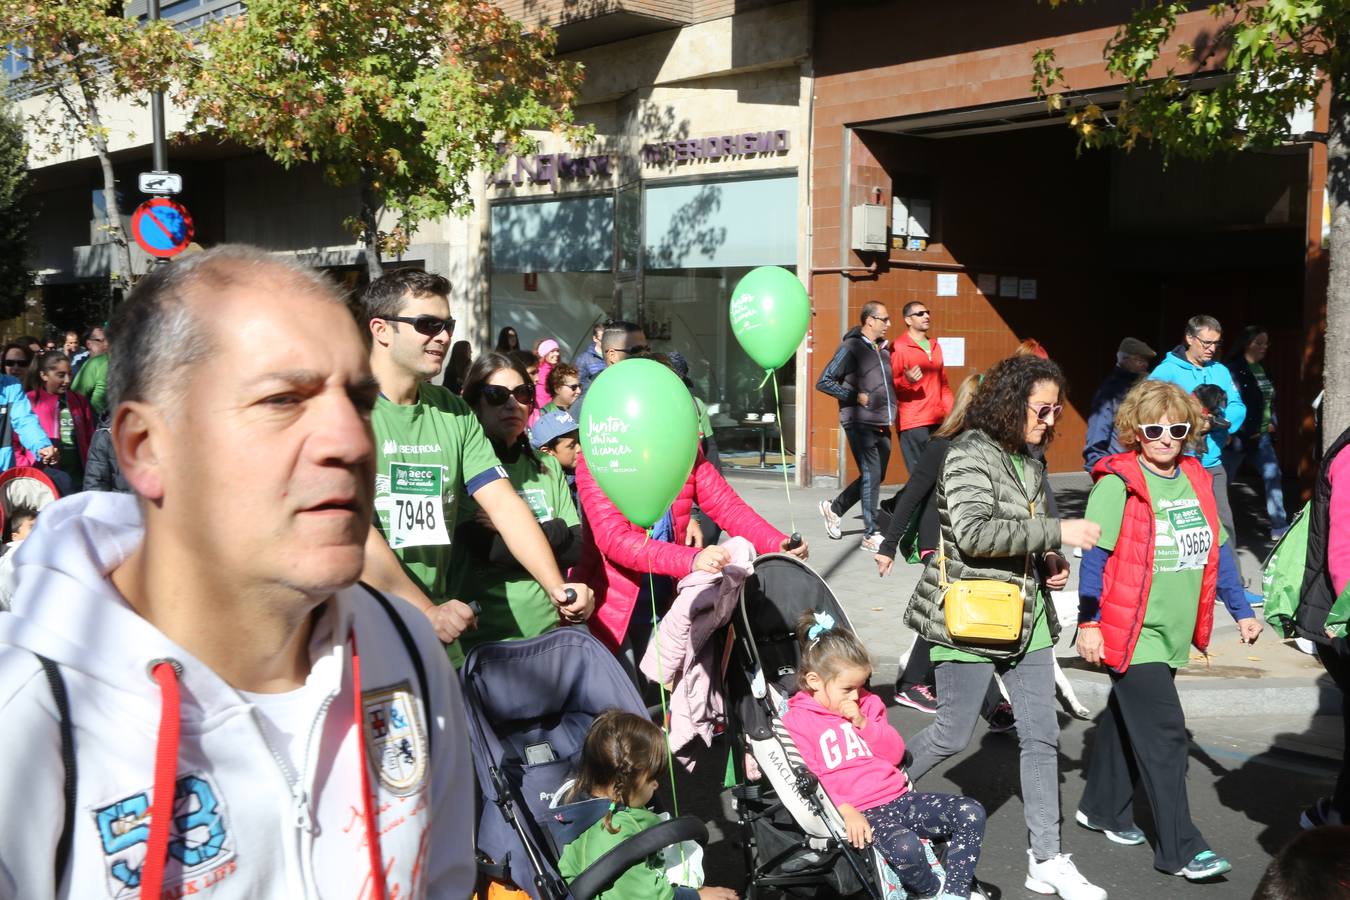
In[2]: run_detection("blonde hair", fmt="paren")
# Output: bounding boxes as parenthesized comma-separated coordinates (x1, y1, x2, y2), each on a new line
(795, 610, 871, 691)
(1114, 380, 1206, 452)
(932, 372, 981, 440)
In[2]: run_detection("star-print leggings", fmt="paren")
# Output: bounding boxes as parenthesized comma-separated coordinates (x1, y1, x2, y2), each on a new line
(862, 791, 986, 898)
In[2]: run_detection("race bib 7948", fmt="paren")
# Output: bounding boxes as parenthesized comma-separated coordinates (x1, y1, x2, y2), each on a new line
(388, 462, 451, 549)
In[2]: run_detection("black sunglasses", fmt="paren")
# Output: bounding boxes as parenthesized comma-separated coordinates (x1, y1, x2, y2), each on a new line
(2, 358, 27, 367)
(382, 314, 454, 337)
(481, 384, 535, 407)
(562, 382, 581, 391)
(613, 344, 649, 356)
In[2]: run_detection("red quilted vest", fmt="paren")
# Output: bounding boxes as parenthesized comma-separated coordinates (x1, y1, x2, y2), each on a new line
(1089, 453, 1219, 673)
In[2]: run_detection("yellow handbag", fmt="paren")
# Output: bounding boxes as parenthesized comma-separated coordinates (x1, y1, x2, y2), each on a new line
(937, 502, 1033, 644)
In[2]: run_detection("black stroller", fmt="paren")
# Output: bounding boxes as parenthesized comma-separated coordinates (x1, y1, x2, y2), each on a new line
(462, 627, 710, 900)
(722, 553, 949, 900)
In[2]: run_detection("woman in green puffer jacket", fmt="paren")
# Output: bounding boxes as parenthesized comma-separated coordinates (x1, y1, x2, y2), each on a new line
(902, 355, 1107, 900)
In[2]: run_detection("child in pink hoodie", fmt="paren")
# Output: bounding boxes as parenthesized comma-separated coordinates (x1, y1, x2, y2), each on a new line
(781, 611, 986, 900)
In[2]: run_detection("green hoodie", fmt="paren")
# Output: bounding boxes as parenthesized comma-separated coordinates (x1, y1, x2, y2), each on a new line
(558, 806, 675, 900)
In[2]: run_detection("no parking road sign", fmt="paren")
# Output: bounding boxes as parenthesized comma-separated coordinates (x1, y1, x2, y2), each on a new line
(131, 198, 195, 258)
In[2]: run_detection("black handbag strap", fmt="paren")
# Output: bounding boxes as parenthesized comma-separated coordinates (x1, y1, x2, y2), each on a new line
(37, 653, 75, 890)
(359, 582, 433, 754)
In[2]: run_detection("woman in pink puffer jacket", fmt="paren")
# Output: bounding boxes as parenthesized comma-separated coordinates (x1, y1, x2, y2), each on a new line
(572, 449, 805, 652)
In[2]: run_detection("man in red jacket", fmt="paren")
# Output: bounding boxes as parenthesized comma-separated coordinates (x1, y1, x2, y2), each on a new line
(890, 302, 954, 470)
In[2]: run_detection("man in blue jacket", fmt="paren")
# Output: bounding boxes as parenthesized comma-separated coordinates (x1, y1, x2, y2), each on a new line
(0, 376, 57, 472)
(1150, 314, 1248, 574)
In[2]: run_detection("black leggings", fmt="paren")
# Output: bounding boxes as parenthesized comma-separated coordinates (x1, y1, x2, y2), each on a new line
(897, 637, 1005, 719)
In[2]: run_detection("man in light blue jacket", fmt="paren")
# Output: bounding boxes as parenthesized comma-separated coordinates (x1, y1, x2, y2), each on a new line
(0, 375, 57, 473)
(1150, 314, 1249, 582)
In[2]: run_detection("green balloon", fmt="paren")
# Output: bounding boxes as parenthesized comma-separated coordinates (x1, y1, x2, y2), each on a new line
(729, 266, 810, 370)
(579, 358, 699, 528)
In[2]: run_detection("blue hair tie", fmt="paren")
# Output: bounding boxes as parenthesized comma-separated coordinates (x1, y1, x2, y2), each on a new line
(807, 611, 836, 642)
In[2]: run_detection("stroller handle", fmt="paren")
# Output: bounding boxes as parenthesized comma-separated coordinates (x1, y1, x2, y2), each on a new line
(566, 815, 708, 900)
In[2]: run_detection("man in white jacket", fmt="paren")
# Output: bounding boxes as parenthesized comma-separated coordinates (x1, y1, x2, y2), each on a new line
(0, 245, 474, 899)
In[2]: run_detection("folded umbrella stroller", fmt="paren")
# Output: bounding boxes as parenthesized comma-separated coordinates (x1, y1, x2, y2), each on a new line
(722, 553, 946, 900)
(463, 627, 709, 900)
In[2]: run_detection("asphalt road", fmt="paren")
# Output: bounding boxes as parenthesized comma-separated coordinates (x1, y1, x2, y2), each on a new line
(670, 703, 1340, 900)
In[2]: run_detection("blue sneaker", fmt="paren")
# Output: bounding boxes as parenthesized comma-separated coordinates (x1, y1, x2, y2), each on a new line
(1074, 809, 1146, 845)
(1173, 850, 1232, 881)
(1244, 589, 1265, 609)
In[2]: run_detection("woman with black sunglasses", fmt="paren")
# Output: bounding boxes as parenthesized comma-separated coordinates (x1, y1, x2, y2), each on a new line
(455, 352, 583, 655)
(1075, 379, 1259, 883)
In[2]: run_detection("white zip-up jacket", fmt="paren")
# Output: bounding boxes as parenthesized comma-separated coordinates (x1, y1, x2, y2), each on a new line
(0, 492, 474, 899)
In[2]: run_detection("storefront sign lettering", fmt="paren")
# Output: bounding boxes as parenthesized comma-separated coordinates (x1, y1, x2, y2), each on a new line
(491, 152, 613, 192)
(641, 130, 790, 165)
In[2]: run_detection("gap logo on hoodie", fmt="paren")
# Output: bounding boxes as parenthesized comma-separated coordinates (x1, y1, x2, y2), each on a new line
(818, 722, 873, 769)
(363, 681, 429, 796)
(93, 771, 235, 897)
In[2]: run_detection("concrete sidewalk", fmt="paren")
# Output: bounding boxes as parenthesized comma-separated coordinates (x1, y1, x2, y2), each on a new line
(723, 469, 1343, 725)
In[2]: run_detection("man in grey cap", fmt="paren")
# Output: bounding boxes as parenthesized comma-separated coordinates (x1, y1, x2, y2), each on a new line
(1083, 336, 1157, 471)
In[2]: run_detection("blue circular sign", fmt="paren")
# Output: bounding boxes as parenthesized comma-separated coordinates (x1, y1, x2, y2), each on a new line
(131, 198, 194, 258)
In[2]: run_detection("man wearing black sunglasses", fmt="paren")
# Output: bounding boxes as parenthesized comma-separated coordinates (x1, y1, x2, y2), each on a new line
(360, 269, 592, 659)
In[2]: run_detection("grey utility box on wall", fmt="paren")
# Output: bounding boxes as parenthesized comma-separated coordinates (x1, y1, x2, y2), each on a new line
(851, 203, 888, 253)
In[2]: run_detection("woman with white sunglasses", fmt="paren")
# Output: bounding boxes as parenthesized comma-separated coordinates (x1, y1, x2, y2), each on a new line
(1076, 379, 1261, 883)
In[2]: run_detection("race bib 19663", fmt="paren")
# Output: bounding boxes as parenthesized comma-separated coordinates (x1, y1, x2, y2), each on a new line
(388, 462, 451, 549)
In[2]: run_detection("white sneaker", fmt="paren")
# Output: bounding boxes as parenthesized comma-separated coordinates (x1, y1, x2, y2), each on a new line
(860, 533, 882, 553)
(1025, 851, 1107, 900)
(818, 499, 842, 540)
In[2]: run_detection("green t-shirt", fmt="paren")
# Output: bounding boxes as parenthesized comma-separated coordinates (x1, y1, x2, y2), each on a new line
(57, 403, 82, 483)
(559, 806, 676, 900)
(371, 383, 505, 607)
(915, 335, 932, 356)
(931, 453, 1052, 664)
(1085, 466, 1227, 667)
(1251, 362, 1275, 433)
(70, 353, 108, 416)
(453, 451, 579, 653)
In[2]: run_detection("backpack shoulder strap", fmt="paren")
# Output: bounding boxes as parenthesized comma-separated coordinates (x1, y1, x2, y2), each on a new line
(358, 583, 433, 754)
(36, 653, 75, 890)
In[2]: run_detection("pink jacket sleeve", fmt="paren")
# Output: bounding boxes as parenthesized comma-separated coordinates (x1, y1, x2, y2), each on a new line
(858, 691, 905, 766)
(1328, 450, 1350, 596)
(692, 455, 787, 553)
(577, 455, 699, 578)
(781, 706, 826, 775)
(535, 362, 553, 410)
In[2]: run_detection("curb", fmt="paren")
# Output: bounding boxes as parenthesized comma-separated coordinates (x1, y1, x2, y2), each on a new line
(867, 658, 1341, 719)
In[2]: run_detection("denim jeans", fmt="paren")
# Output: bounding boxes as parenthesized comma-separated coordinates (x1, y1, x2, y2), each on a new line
(1223, 432, 1289, 532)
(832, 424, 891, 535)
(905, 648, 1062, 860)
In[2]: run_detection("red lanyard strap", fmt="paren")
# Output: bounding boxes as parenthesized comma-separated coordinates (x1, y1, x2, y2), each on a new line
(142, 660, 182, 900)
(351, 628, 387, 900)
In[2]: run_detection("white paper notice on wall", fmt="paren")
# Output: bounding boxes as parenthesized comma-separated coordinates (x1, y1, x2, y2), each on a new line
(998, 276, 1020, 298)
(936, 273, 958, 296)
(937, 337, 965, 367)
(1018, 278, 1038, 300)
(976, 273, 997, 295)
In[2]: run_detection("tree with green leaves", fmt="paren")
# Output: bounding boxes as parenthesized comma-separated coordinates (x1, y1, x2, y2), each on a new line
(0, 0, 188, 294)
(186, 0, 589, 280)
(1032, 0, 1348, 447)
(0, 95, 32, 321)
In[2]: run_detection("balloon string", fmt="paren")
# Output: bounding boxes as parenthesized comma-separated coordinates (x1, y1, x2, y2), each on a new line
(771, 370, 796, 534)
(644, 527, 682, 825)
